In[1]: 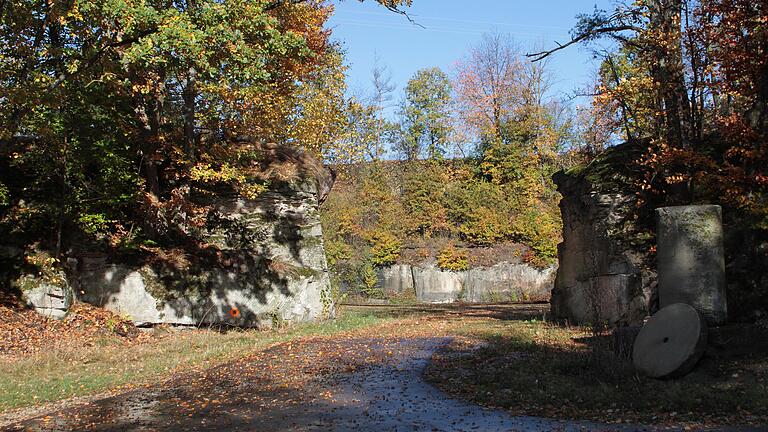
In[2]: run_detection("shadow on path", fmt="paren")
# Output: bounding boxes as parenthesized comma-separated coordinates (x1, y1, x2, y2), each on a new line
(5, 331, 700, 432)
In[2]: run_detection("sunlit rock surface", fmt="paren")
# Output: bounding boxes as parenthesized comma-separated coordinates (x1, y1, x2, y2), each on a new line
(75, 144, 334, 327)
(377, 262, 556, 304)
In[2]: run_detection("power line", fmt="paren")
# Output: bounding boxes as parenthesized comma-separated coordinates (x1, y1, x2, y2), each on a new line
(332, 9, 573, 32)
(331, 18, 570, 40)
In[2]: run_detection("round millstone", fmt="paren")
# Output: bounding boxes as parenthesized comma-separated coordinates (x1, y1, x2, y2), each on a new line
(632, 303, 708, 379)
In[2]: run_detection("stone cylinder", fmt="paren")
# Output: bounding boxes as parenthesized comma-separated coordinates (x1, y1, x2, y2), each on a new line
(656, 205, 727, 325)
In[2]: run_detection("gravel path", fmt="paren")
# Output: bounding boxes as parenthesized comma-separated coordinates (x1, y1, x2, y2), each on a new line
(4, 335, 679, 432)
(3, 304, 762, 432)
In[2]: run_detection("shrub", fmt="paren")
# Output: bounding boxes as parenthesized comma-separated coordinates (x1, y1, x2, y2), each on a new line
(0, 182, 8, 206)
(437, 244, 469, 271)
(513, 207, 561, 267)
(443, 180, 515, 245)
(360, 260, 382, 298)
(366, 230, 402, 266)
(77, 213, 112, 236)
(324, 238, 351, 267)
(402, 161, 450, 237)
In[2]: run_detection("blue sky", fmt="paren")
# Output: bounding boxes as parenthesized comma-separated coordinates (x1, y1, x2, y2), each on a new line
(327, 0, 614, 114)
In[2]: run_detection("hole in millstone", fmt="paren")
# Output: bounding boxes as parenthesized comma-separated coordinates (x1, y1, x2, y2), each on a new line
(663, 337, 670, 343)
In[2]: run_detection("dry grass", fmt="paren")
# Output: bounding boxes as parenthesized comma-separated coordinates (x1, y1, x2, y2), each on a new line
(425, 316, 768, 428)
(0, 310, 386, 412)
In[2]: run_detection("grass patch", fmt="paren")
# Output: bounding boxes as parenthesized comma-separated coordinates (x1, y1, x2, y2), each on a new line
(427, 318, 768, 427)
(0, 309, 386, 412)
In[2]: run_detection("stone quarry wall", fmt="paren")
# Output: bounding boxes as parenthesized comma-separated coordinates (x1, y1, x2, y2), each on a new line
(377, 262, 556, 304)
(77, 192, 331, 327)
(15, 144, 335, 327)
(551, 170, 655, 326)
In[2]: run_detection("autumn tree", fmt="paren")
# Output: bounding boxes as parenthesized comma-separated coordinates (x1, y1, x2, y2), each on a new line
(329, 96, 378, 166)
(529, 0, 695, 148)
(455, 32, 524, 148)
(531, 0, 766, 213)
(396, 67, 454, 160)
(696, 0, 768, 224)
(0, 0, 415, 259)
(455, 32, 566, 196)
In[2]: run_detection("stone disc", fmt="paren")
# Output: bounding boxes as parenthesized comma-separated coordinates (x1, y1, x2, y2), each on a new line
(632, 303, 708, 379)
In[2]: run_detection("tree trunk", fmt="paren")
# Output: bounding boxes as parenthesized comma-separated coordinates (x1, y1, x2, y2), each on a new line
(651, 0, 693, 148)
(183, 66, 197, 162)
(132, 76, 162, 196)
(747, 60, 768, 130)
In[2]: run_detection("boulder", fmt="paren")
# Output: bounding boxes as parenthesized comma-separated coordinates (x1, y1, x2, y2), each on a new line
(75, 143, 334, 327)
(18, 274, 73, 320)
(656, 205, 727, 325)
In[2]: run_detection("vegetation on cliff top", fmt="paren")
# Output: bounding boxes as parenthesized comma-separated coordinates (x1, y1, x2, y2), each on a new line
(319, 32, 575, 298)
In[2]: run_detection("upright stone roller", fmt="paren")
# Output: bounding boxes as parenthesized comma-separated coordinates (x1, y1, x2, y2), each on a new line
(656, 205, 727, 325)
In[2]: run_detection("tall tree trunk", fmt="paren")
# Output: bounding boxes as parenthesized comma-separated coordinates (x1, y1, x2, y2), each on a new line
(747, 60, 768, 130)
(650, 0, 693, 148)
(132, 71, 163, 196)
(183, 66, 197, 162)
(135, 100, 161, 196)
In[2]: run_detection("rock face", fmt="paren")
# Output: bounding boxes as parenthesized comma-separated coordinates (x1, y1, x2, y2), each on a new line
(19, 275, 73, 320)
(378, 264, 415, 297)
(74, 144, 334, 327)
(412, 265, 467, 303)
(551, 170, 654, 326)
(464, 264, 554, 303)
(377, 262, 556, 304)
(656, 205, 727, 325)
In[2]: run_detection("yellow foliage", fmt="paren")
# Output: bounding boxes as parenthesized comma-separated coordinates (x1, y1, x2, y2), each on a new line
(365, 230, 402, 266)
(437, 245, 469, 271)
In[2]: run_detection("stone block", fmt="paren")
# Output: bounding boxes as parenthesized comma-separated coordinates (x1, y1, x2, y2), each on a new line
(656, 205, 727, 325)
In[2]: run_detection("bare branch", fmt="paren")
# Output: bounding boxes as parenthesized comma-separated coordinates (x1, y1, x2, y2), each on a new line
(526, 25, 642, 62)
(265, 0, 424, 27)
(381, 4, 425, 28)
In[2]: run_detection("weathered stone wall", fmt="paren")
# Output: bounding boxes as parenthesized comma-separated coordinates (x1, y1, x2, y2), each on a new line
(3, 143, 336, 327)
(73, 179, 333, 327)
(377, 261, 556, 304)
(551, 170, 654, 326)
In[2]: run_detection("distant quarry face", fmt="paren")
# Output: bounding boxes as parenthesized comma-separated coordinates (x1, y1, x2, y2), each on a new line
(375, 262, 556, 304)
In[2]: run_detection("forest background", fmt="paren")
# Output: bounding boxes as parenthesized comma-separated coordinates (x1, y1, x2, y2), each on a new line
(0, 0, 765, 307)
